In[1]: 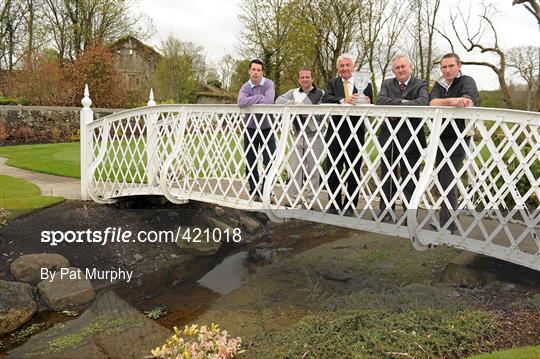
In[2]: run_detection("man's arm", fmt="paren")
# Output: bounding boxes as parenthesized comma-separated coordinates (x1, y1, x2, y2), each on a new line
(275, 89, 296, 104)
(429, 81, 474, 107)
(321, 79, 342, 104)
(238, 85, 264, 108)
(402, 79, 429, 106)
(460, 76, 479, 105)
(261, 81, 276, 104)
(375, 80, 402, 105)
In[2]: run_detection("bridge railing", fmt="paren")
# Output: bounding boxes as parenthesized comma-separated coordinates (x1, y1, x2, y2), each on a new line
(80, 91, 540, 271)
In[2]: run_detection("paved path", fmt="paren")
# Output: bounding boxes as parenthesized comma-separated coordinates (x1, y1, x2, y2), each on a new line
(0, 157, 81, 199)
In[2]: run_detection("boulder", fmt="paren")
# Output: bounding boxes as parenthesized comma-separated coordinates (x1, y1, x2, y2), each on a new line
(175, 227, 222, 256)
(214, 206, 226, 217)
(441, 263, 496, 288)
(37, 267, 95, 311)
(239, 215, 260, 234)
(0, 280, 38, 335)
(10, 253, 70, 285)
(206, 217, 235, 233)
(8, 291, 171, 358)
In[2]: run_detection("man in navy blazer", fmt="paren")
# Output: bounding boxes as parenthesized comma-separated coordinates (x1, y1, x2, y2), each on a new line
(322, 53, 373, 215)
(376, 55, 429, 222)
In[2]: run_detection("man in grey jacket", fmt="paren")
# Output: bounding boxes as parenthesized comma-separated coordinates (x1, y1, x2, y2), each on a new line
(376, 55, 429, 222)
(276, 67, 325, 207)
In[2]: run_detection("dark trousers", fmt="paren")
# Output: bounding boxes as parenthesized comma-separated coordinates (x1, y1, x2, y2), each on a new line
(244, 127, 276, 195)
(435, 137, 469, 230)
(379, 144, 421, 212)
(328, 145, 362, 210)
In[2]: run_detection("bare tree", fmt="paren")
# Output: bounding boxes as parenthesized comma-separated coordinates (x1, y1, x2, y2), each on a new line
(406, 0, 441, 83)
(439, 2, 514, 108)
(239, 0, 299, 93)
(0, 0, 26, 70)
(356, 0, 408, 95)
(41, 0, 154, 60)
(512, 0, 540, 111)
(301, 0, 361, 83)
(507, 46, 539, 110)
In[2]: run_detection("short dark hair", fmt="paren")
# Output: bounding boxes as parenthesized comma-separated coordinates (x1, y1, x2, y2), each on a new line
(249, 59, 264, 71)
(298, 67, 313, 77)
(441, 53, 461, 65)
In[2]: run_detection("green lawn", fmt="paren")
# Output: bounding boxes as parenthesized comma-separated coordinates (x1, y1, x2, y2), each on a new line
(469, 345, 540, 358)
(1, 142, 80, 178)
(0, 175, 64, 218)
(0, 137, 516, 184)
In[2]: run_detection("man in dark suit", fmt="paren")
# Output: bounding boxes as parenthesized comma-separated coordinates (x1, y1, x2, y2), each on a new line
(376, 55, 429, 223)
(322, 53, 373, 215)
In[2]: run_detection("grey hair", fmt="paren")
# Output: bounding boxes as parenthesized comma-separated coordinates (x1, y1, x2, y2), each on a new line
(391, 54, 412, 65)
(336, 53, 355, 66)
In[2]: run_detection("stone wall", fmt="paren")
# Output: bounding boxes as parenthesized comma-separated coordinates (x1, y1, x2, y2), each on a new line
(0, 105, 124, 145)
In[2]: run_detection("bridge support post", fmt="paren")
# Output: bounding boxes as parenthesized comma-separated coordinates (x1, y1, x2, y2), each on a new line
(146, 89, 158, 188)
(80, 84, 93, 200)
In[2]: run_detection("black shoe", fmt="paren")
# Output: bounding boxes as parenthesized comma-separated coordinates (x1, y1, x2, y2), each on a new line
(378, 211, 394, 223)
(327, 207, 339, 215)
(344, 208, 355, 216)
(430, 220, 456, 235)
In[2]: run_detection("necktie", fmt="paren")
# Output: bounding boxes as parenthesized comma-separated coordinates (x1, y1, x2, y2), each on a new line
(343, 79, 351, 99)
(399, 82, 406, 92)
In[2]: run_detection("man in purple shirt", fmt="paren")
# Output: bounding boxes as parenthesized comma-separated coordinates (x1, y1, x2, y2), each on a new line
(238, 59, 276, 201)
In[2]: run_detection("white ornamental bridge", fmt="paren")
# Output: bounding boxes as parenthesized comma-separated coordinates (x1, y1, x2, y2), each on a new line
(79, 86, 540, 271)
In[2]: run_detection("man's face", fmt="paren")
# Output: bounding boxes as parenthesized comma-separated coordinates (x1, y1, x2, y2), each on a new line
(392, 57, 412, 83)
(298, 70, 313, 90)
(249, 63, 263, 84)
(440, 57, 461, 82)
(337, 58, 355, 80)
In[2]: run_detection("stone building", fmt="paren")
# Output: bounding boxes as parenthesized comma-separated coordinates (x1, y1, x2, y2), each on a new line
(194, 84, 235, 104)
(108, 36, 161, 94)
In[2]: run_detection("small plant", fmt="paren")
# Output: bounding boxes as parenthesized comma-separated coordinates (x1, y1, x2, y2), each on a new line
(151, 323, 244, 359)
(9, 323, 49, 344)
(145, 306, 168, 319)
(0, 208, 10, 226)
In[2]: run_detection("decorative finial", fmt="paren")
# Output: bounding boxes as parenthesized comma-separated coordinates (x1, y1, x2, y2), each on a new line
(81, 84, 92, 108)
(147, 88, 156, 106)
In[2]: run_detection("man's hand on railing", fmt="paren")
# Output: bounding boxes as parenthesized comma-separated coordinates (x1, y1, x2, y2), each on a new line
(448, 97, 474, 108)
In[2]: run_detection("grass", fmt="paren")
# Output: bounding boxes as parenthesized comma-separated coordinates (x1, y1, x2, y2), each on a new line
(1, 142, 80, 178)
(0, 175, 64, 217)
(469, 345, 540, 358)
(250, 309, 499, 358)
(0, 135, 521, 185)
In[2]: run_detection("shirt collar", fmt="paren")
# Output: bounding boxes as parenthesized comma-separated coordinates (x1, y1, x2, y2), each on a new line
(342, 76, 353, 85)
(299, 85, 316, 93)
(399, 76, 412, 86)
(249, 77, 266, 88)
(437, 72, 462, 90)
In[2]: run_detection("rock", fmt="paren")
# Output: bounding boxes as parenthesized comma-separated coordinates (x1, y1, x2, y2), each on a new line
(0, 280, 38, 335)
(500, 283, 517, 292)
(134, 254, 143, 262)
(167, 210, 179, 219)
(8, 291, 171, 358)
(239, 215, 260, 234)
(37, 267, 95, 311)
(214, 206, 226, 217)
(10, 253, 70, 285)
(441, 263, 495, 288)
(248, 243, 277, 263)
(254, 212, 269, 224)
(206, 217, 235, 233)
(175, 227, 222, 256)
(319, 270, 352, 283)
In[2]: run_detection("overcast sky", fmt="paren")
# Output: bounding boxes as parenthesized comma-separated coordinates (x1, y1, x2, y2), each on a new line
(132, 0, 539, 90)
